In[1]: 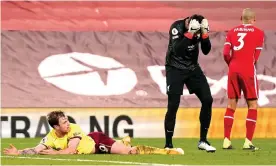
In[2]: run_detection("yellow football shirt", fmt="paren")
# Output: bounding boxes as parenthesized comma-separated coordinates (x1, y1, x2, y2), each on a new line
(40, 123, 95, 154)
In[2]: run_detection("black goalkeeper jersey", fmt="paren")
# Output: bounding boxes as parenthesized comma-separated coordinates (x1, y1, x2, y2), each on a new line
(165, 17, 211, 70)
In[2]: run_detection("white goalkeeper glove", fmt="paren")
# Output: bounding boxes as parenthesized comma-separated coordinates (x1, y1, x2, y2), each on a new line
(188, 19, 201, 34)
(201, 19, 209, 34)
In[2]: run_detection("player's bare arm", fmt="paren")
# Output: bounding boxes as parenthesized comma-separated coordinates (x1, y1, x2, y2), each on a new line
(3, 143, 47, 155)
(39, 137, 81, 155)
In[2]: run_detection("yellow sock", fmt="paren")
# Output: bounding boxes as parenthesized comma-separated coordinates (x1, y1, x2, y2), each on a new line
(134, 145, 182, 155)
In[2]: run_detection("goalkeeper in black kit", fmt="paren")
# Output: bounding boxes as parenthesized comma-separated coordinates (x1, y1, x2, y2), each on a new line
(164, 14, 216, 152)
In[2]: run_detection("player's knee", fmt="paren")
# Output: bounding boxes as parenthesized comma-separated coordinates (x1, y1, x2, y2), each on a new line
(247, 100, 258, 109)
(227, 99, 237, 110)
(202, 96, 213, 107)
(168, 100, 180, 108)
(227, 104, 236, 110)
(168, 94, 181, 109)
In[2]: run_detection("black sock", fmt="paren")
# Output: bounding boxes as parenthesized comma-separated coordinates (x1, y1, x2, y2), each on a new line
(165, 132, 173, 147)
(194, 85, 213, 142)
(164, 94, 181, 147)
(199, 96, 213, 142)
(200, 126, 208, 142)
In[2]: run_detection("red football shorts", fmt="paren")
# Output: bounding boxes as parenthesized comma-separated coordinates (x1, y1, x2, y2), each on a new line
(227, 72, 259, 99)
(87, 132, 116, 154)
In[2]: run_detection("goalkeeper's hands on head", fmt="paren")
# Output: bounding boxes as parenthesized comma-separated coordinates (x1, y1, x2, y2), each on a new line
(187, 19, 201, 39)
(201, 18, 209, 34)
(188, 19, 201, 34)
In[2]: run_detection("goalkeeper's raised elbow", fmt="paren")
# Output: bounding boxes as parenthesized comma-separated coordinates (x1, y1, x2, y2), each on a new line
(201, 40, 211, 55)
(202, 48, 211, 55)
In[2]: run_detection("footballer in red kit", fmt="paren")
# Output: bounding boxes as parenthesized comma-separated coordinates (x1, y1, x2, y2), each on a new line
(224, 23, 264, 99)
(222, 8, 264, 150)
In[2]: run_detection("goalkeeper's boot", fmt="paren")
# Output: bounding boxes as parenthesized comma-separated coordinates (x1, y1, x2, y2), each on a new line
(243, 138, 260, 151)
(198, 140, 216, 153)
(223, 137, 233, 149)
(164, 143, 173, 149)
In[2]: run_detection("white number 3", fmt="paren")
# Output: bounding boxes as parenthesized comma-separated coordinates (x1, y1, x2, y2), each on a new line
(234, 33, 247, 51)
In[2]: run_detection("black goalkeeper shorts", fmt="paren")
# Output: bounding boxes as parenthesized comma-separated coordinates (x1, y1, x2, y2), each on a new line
(165, 65, 210, 95)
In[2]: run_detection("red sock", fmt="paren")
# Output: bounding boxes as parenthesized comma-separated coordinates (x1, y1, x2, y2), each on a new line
(224, 108, 235, 140)
(246, 109, 257, 141)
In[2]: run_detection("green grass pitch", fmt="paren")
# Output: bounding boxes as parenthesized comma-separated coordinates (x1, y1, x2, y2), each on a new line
(1, 138, 276, 165)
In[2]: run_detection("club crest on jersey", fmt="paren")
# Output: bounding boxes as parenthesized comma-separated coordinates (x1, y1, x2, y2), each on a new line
(73, 132, 81, 136)
(187, 45, 195, 51)
(40, 137, 47, 144)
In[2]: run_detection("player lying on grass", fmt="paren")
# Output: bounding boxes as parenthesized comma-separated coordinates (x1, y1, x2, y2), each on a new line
(3, 111, 184, 155)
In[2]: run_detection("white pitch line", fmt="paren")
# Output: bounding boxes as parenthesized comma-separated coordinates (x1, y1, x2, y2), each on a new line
(1, 156, 187, 166)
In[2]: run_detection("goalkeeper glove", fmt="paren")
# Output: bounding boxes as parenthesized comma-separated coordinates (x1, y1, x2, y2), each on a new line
(201, 19, 209, 34)
(188, 19, 201, 34)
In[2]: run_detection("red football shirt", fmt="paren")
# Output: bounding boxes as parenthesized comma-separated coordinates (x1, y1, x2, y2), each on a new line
(223, 24, 264, 75)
